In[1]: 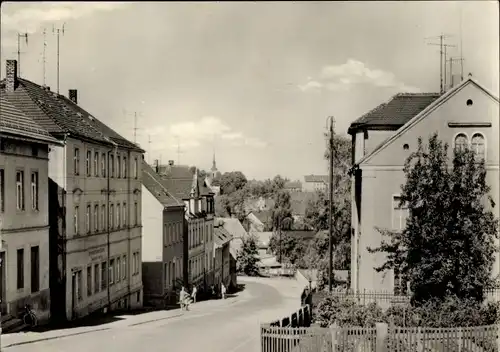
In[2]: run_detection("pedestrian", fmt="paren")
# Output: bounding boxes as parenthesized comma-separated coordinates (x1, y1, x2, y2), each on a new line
(191, 286, 197, 304)
(221, 283, 226, 300)
(179, 286, 189, 311)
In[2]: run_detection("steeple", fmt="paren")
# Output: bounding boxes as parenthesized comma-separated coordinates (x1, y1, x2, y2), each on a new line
(211, 151, 217, 172)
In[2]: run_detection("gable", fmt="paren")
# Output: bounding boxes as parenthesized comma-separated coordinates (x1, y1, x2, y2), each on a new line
(362, 80, 499, 168)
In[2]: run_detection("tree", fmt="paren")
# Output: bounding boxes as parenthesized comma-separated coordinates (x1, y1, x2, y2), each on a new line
(219, 171, 248, 195)
(237, 234, 260, 276)
(369, 133, 499, 306)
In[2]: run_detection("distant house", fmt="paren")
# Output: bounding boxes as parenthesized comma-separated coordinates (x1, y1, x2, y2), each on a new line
(245, 212, 266, 233)
(348, 78, 499, 293)
(303, 175, 329, 192)
(284, 180, 302, 192)
(141, 161, 185, 307)
(213, 220, 232, 289)
(217, 217, 247, 290)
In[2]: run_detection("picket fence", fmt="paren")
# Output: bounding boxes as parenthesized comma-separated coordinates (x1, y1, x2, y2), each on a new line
(261, 324, 499, 352)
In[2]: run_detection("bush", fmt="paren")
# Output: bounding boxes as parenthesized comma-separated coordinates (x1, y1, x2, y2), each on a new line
(315, 293, 500, 328)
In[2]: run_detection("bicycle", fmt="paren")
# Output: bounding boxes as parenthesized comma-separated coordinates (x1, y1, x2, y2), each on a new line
(22, 304, 38, 328)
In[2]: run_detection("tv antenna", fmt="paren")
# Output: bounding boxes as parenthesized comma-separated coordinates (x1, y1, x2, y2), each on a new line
(148, 135, 152, 164)
(42, 28, 47, 86)
(15, 32, 29, 77)
(123, 110, 143, 144)
(426, 34, 456, 94)
(175, 136, 184, 165)
(459, 6, 464, 80)
(53, 23, 66, 94)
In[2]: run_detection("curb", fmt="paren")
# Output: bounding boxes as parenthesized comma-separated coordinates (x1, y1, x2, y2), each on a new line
(127, 313, 184, 327)
(2, 327, 111, 349)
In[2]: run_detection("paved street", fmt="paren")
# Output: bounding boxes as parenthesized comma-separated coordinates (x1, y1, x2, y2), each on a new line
(2, 276, 304, 352)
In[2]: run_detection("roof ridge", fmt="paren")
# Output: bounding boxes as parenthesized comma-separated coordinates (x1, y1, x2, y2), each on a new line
(143, 164, 183, 205)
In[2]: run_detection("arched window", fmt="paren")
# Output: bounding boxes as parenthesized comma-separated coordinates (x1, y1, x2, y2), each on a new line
(471, 133, 485, 160)
(454, 133, 468, 153)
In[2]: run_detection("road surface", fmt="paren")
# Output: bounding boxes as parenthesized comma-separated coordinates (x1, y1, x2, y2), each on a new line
(2, 276, 303, 352)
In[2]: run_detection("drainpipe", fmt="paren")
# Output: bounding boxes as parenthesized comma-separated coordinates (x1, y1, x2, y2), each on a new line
(127, 150, 131, 309)
(106, 147, 114, 311)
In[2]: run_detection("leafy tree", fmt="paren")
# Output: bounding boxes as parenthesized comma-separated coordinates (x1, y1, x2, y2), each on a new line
(219, 171, 248, 195)
(271, 190, 294, 231)
(268, 232, 309, 265)
(237, 234, 260, 276)
(369, 133, 499, 306)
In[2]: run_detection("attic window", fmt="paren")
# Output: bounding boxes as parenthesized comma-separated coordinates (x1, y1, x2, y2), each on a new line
(466, 99, 473, 106)
(403, 143, 409, 150)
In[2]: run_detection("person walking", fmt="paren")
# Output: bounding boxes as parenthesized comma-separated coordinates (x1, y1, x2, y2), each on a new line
(191, 286, 197, 304)
(221, 283, 226, 300)
(180, 286, 190, 311)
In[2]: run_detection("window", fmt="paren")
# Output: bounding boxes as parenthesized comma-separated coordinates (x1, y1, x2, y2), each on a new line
(94, 204, 99, 232)
(86, 204, 91, 234)
(109, 259, 115, 284)
(164, 263, 169, 287)
(76, 270, 82, 301)
(133, 252, 140, 275)
(86, 150, 91, 176)
(123, 202, 127, 227)
(87, 266, 92, 296)
(122, 255, 126, 280)
(116, 257, 121, 283)
(392, 196, 409, 230)
(117, 155, 121, 178)
(101, 261, 107, 289)
(454, 133, 468, 153)
(164, 224, 168, 245)
(30, 246, 40, 293)
(471, 133, 485, 160)
(134, 202, 138, 226)
(16, 170, 25, 210)
(0, 168, 5, 212)
(134, 157, 138, 179)
(110, 154, 115, 178)
(110, 204, 114, 229)
(30, 171, 39, 211)
(94, 264, 100, 294)
(74, 206, 79, 235)
(123, 157, 127, 178)
(101, 153, 106, 177)
(117, 203, 121, 229)
(101, 205, 106, 231)
(17, 248, 24, 289)
(74, 148, 80, 175)
(132, 253, 137, 275)
(94, 151, 99, 177)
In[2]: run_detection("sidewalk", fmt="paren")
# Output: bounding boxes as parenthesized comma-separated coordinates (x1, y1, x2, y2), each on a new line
(1, 290, 251, 349)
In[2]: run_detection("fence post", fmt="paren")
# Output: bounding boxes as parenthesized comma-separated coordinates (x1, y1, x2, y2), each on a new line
(376, 322, 388, 352)
(329, 322, 338, 352)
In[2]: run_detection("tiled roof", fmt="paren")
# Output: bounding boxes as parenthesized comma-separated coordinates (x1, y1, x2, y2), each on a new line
(304, 175, 328, 183)
(142, 160, 183, 207)
(0, 78, 143, 151)
(252, 210, 272, 225)
(348, 92, 441, 134)
(214, 226, 233, 247)
(284, 181, 302, 189)
(217, 217, 247, 239)
(157, 165, 194, 200)
(0, 95, 60, 145)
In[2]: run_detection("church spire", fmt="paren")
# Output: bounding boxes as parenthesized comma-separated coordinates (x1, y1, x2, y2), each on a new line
(212, 151, 217, 171)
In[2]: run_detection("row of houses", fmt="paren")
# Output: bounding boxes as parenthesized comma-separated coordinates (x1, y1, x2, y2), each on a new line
(348, 76, 499, 293)
(0, 59, 236, 330)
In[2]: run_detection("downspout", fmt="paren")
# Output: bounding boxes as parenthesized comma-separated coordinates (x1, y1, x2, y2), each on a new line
(127, 150, 131, 308)
(61, 133, 69, 322)
(106, 146, 115, 311)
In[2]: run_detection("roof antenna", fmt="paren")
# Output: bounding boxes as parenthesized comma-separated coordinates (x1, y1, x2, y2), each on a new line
(53, 23, 66, 94)
(426, 34, 456, 94)
(42, 28, 47, 86)
(16, 32, 29, 77)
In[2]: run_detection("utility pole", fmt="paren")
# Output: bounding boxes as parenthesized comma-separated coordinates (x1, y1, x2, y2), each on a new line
(426, 34, 455, 94)
(53, 23, 66, 94)
(42, 28, 47, 86)
(16, 32, 29, 77)
(327, 116, 335, 292)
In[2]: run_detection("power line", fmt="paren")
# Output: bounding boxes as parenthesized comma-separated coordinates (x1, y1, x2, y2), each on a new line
(52, 23, 66, 94)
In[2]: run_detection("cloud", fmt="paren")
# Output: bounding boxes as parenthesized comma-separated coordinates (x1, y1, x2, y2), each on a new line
(0, 2, 129, 36)
(300, 59, 420, 93)
(147, 116, 267, 151)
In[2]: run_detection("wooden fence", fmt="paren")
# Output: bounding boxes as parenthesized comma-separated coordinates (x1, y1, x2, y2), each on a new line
(261, 323, 499, 352)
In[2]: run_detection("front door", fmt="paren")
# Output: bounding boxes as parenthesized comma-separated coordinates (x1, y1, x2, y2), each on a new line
(0, 252, 6, 314)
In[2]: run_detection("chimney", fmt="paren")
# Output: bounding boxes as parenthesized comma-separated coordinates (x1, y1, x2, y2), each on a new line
(69, 89, 78, 104)
(5, 60, 18, 92)
(154, 159, 159, 173)
(168, 160, 174, 166)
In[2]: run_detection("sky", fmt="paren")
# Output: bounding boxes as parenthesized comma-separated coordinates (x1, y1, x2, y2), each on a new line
(1, 1, 498, 181)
